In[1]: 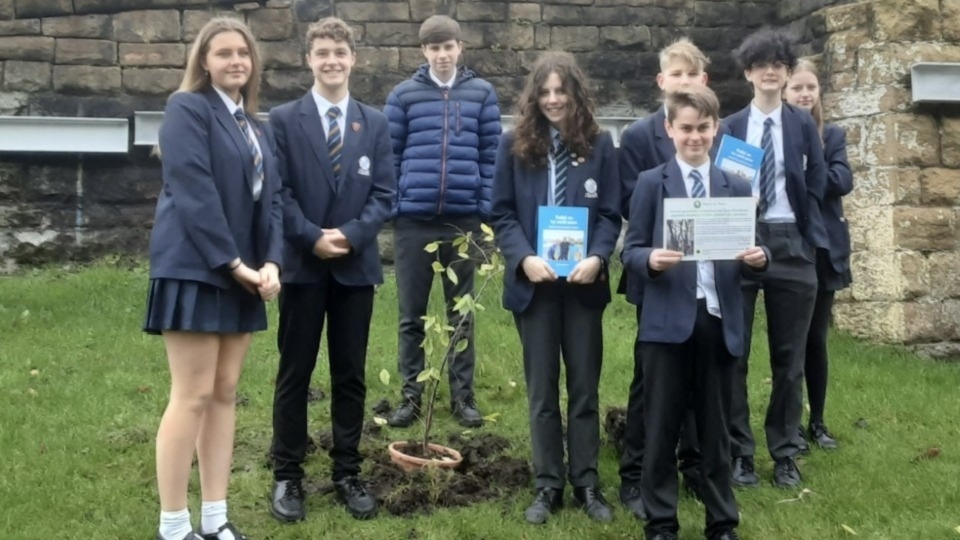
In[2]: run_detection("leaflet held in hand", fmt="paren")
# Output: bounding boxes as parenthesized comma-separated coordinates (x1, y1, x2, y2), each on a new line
(714, 134, 764, 188)
(537, 205, 588, 277)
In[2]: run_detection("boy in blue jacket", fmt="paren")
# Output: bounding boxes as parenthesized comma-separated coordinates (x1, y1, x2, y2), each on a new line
(383, 15, 502, 429)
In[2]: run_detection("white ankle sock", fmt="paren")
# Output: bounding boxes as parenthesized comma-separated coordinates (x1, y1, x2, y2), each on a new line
(159, 508, 191, 540)
(200, 500, 233, 539)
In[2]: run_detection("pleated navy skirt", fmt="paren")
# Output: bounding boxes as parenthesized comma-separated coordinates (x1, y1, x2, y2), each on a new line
(143, 278, 267, 335)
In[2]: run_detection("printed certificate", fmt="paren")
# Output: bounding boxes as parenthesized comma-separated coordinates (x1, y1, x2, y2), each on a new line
(662, 197, 756, 261)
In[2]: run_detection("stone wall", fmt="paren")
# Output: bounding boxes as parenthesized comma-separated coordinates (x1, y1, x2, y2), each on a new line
(814, 0, 960, 352)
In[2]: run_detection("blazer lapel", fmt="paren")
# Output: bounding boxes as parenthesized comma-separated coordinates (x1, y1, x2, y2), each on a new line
(206, 89, 253, 190)
(662, 159, 688, 199)
(564, 145, 586, 204)
(709, 165, 732, 198)
(298, 92, 337, 192)
(339, 99, 364, 190)
(652, 107, 675, 163)
(727, 107, 749, 140)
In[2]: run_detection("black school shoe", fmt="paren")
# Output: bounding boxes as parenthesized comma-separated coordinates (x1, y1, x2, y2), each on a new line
(200, 522, 248, 540)
(156, 532, 202, 540)
(451, 396, 483, 428)
(334, 476, 378, 519)
(271, 479, 305, 522)
(810, 422, 839, 450)
(523, 487, 563, 524)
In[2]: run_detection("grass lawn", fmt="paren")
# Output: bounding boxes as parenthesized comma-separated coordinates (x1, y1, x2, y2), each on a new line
(1, 260, 959, 539)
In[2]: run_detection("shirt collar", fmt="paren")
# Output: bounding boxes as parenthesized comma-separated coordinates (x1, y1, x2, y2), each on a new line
(749, 102, 782, 126)
(311, 89, 350, 118)
(429, 68, 457, 88)
(675, 155, 710, 185)
(212, 84, 243, 115)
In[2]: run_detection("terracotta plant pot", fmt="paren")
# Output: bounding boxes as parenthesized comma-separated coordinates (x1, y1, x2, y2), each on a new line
(388, 441, 463, 472)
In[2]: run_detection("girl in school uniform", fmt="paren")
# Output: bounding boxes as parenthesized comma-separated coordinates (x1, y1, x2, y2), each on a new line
(783, 59, 853, 451)
(491, 51, 621, 525)
(143, 18, 283, 540)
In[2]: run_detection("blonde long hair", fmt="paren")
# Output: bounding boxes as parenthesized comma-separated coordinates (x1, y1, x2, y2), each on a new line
(788, 59, 823, 137)
(177, 17, 262, 115)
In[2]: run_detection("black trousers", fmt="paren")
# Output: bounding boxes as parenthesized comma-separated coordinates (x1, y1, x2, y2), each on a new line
(393, 216, 479, 402)
(729, 222, 817, 460)
(516, 282, 604, 489)
(271, 274, 374, 482)
(620, 305, 702, 489)
(641, 301, 738, 538)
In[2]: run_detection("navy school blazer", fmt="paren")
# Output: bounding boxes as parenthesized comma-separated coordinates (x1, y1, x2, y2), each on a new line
(621, 160, 768, 358)
(617, 105, 730, 300)
(269, 93, 396, 285)
(722, 102, 828, 250)
(491, 129, 622, 314)
(149, 88, 284, 289)
(822, 123, 853, 275)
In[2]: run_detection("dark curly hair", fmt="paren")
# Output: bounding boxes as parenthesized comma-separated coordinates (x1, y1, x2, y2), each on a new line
(733, 28, 798, 71)
(512, 51, 599, 167)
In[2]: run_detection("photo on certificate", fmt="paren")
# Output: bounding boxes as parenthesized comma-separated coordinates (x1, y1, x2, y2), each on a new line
(665, 218, 695, 256)
(662, 197, 757, 261)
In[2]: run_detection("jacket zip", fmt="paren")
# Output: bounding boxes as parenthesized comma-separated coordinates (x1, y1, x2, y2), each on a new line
(438, 86, 449, 215)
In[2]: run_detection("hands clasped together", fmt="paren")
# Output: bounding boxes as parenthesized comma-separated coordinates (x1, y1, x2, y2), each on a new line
(521, 254, 603, 284)
(231, 261, 281, 302)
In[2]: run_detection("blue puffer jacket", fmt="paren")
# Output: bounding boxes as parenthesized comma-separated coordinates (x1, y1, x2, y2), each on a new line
(384, 64, 501, 220)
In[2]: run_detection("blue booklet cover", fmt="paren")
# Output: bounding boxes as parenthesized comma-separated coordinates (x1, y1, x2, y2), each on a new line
(537, 205, 589, 277)
(714, 134, 764, 188)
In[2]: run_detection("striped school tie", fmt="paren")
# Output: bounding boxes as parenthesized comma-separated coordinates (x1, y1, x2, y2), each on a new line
(553, 135, 570, 206)
(690, 169, 706, 198)
(233, 110, 263, 199)
(759, 117, 777, 215)
(326, 106, 342, 181)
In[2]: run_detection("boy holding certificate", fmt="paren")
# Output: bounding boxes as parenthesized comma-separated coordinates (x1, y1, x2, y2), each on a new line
(491, 51, 621, 525)
(621, 86, 767, 540)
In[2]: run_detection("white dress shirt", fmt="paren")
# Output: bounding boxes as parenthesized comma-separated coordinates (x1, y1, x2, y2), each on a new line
(675, 156, 721, 318)
(745, 103, 795, 222)
(429, 69, 456, 89)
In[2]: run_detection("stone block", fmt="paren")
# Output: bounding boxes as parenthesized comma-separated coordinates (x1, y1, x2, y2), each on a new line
(902, 301, 960, 343)
(945, 0, 960, 40)
(466, 49, 519, 77)
(460, 23, 534, 50)
(3, 60, 50, 91)
(821, 30, 869, 75)
(353, 46, 399, 73)
(846, 205, 894, 251)
(893, 206, 955, 251)
(55, 38, 116, 66)
(927, 252, 960, 299)
(0, 36, 54, 61)
(457, 2, 506, 22)
(122, 67, 182, 95)
(920, 168, 960, 206)
(508, 3, 540, 22)
(600, 26, 652, 50)
(833, 301, 903, 342)
(821, 86, 911, 118)
(900, 250, 929, 299)
(849, 251, 904, 301)
(0, 0, 11, 20)
(336, 2, 409, 22)
(941, 117, 960, 168)
(693, 1, 740, 26)
(738, 2, 777, 27)
(15, 0, 71, 18)
(847, 167, 920, 211)
(267, 0, 292, 7)
(821, 2, 870, 32)
(863, 114, 940, 168)
(262, 69, 313, 99)
(534, 26, 550, 49)
(364, 23, 422, 47)
(409, 0, 455, 21)
(871, 0, 940, 42)
(858, 43, 960, 86)
(113, 10, 180, 42)
(53, 64, 120, 93)
(119, 43, 185, 67)
(182, 10, 243, 42)
(41, 14, 111, 38)
(293, 0, 335, 23)
(550, 26, 598, 52)
(260, 41, 303, 70)
(544, 5, 657, 25)
(73, 0, 160, 14)
(83, 161, 162, 204)
(687, 27, 742, 53)
(399, 48, 424, 73)
(0, 18, 39, 36)
(247, 8, 295, 40)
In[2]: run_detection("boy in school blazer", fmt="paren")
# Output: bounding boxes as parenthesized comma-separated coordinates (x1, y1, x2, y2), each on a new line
(621, 86, 767, 540)
(615, 37, 721, 517)
(267, 18, 395, 523)
(722, 29, 828, 489)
